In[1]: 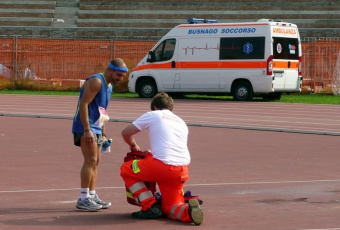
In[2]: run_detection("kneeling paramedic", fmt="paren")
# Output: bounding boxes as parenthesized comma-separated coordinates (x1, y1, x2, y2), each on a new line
(120, 92, 203, 225)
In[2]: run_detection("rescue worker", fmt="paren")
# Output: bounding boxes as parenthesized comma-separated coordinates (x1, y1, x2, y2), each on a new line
(120, 92, 203, 225)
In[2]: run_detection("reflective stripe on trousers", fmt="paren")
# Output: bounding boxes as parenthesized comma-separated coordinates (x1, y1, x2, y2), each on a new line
(169, 203, 188, 220)
(129, 182, 154, 205)
(129, 182, 145, 194)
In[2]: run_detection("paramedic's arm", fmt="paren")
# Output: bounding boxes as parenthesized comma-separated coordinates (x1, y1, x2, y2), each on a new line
(79, 77, 101, 146)
(121, 123, 141, 151)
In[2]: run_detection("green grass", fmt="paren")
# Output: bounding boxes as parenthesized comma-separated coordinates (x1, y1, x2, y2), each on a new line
(0, 89, 80, 96)
(279, 94, 339, 104)
(0, 89, 339, 104)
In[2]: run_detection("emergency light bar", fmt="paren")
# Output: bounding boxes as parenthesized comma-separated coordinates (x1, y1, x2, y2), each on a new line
(187, 18, 218, 24)
(257, 18, 282, 22)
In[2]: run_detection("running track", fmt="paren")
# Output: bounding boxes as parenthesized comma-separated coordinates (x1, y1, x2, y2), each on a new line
(1, 94, 339, 136)
(0, 94, 340, 230)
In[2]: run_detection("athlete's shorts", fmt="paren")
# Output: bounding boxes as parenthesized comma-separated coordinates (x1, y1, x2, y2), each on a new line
(73, 132, 104, 147)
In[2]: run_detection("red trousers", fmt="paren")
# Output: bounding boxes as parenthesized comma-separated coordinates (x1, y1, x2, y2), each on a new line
(120, 153, 192, 223)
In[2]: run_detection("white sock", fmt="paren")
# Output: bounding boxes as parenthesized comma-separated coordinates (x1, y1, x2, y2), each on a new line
(80, 188, 90, 201)
(89, 190, 96, 199)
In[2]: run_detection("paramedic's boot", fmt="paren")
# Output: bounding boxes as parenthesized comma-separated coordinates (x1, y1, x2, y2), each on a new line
(131, 203, 162, 219)
(188, 199, 203, 225)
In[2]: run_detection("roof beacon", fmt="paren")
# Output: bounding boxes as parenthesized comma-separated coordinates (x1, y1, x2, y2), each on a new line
(187, 18, 218, 24)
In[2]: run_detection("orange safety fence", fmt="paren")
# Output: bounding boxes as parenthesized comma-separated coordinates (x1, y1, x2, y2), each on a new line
(1, 37, 340, 93)
(301, 39, 340, 93)
(0, 38, 156, 91)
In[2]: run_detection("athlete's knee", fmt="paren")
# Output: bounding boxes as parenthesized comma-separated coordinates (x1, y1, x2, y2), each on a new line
(84, 157, 98, 168)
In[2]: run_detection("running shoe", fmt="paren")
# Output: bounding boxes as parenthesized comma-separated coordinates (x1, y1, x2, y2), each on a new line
(92, 194, 111, 209)
(76, 198, 102, 211)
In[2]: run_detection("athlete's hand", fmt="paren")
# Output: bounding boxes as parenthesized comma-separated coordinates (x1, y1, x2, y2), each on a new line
(84, 130, 94, 146)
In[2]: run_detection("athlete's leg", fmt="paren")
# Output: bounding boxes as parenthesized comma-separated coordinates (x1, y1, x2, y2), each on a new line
(80, 135, 100, 189)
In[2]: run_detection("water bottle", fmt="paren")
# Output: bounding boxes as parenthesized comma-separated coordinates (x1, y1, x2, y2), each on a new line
(101, 138, 112, 153)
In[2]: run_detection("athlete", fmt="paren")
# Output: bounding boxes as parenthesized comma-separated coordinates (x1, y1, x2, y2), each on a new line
(120, 92, 203, 225)
(72, 58, 128, 211)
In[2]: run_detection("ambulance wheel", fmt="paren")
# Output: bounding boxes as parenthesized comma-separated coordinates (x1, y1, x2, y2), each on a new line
(137, 79, 158, 98)
(232, 81, 253, 101)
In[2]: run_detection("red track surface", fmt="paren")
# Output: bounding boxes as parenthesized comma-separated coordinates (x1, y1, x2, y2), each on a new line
(0, 94, 340, 230)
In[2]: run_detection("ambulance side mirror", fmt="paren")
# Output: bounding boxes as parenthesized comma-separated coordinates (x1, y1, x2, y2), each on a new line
(147, 51, 155, 63)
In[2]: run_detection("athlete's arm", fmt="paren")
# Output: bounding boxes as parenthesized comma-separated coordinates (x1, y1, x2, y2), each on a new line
(79, 77, 102, 146)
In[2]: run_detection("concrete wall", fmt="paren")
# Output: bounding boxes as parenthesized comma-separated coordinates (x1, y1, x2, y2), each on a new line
(0, 0, 339, 38)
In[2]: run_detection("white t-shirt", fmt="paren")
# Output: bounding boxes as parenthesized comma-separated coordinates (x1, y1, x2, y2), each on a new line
(133, 109, 190, 166)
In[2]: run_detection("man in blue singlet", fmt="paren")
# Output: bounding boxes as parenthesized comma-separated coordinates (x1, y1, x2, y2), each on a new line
(72, 58, 128, 211)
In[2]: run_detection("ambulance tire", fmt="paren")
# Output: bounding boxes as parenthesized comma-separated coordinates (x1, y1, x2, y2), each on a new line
(232, 81, 253, 101)
(137, 79, 158, 98)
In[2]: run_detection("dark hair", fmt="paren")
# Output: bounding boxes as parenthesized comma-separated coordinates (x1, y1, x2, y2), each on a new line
(150, 92, 174, 111)
(110, 58, 125, 68)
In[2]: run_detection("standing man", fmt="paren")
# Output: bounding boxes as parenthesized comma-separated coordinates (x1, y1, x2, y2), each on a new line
(72, 58, 128, 211)
(120, 92, 203, 225)
(24, 64, 32, 79)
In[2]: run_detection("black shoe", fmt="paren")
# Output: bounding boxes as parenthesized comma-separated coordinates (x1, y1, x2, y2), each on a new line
(131, 203, 162, 219)
(188, 199, 203, 225)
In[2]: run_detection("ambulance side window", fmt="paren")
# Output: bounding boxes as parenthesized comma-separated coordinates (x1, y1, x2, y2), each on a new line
(154, 39, 176, 62)
(219, 37, 265, 60)
(273, 37, 299, 60)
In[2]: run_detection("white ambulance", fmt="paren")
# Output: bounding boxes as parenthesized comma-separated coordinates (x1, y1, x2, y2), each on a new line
(128, 18, 302, 101)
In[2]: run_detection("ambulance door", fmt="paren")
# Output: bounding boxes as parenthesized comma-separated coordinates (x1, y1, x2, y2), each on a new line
(152, 39, 177, 90)
(177, 37, 220, 91)
(272, 37, 300, 90)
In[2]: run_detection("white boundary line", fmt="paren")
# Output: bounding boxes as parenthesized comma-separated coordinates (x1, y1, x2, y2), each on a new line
(300, 228, 340, 230)
(2, 179, 340, 193)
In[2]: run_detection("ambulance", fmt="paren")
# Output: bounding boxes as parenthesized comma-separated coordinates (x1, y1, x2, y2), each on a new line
(128, 18, 302, 101)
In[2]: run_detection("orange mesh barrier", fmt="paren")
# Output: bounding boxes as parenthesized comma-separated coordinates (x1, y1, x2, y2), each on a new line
(302, 40, 340, 93)
(1, 37, 340, 93)
(0, 38, 14, 79)
(0, 38, 156, 91)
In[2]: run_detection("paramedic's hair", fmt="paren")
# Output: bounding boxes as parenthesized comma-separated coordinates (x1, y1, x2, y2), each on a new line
(151, 92, 174, 111)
